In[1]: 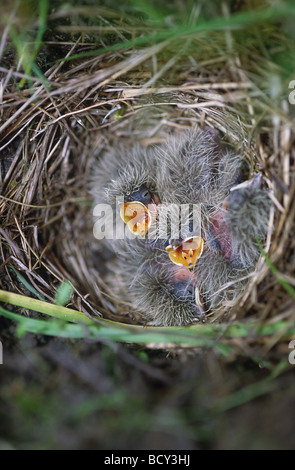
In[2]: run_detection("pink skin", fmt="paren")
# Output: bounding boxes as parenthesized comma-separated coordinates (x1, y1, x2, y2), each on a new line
(171, 265, 205, 318)
(207, 197, 233, 261)
(171, 265, 196, 283)
(207, 175, 263, 263)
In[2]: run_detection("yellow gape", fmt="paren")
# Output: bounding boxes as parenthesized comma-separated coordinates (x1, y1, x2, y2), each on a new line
(166, 236, 204, 271)
(120, 201, 154, 237)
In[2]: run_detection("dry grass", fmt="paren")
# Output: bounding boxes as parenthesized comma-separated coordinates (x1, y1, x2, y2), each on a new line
(0, 1, 294, 357)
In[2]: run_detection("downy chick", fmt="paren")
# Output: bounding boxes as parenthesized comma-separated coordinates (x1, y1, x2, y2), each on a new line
(91, 128, 271, 325)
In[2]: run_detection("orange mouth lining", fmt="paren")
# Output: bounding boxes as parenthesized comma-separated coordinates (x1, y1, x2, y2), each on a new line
(120, 201, 156, 237)
(166, 236, 204, 271)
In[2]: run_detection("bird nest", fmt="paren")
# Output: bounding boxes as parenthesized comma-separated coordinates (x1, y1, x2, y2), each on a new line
(0, 4, 294, 353)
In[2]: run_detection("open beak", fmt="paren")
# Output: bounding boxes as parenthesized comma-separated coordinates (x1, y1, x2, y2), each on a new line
(120, 201, 157, 237)
(230, 173, 262, 192)
(166, 236, 204, 271)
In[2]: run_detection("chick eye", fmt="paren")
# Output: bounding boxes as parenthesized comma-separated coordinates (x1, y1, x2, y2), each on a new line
(129, 185, 153, 205)
(173, 281, 195, 302)
(186, 285, 195, 297)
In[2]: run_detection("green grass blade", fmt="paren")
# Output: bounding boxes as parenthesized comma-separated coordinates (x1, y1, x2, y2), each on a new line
(33, 0, 49, 58)
(54, 5, 295, 64)
(0, 289, 93, 325)
(5, 0, 49, 89)
(9, 265, 46, 301)
(216, 359, 290, 412)
(0, 290, 294, 347)
(256, 237, 295, 299)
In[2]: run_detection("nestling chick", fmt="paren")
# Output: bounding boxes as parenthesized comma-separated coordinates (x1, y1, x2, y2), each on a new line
(91, 144, 160, 241)
(109, 238, 205, 326)
(91, 128, 271, 326)
(91, 144, 159, 210)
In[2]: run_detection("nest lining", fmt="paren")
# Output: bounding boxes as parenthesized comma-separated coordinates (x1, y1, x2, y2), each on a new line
(0, 10, 294, 340)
